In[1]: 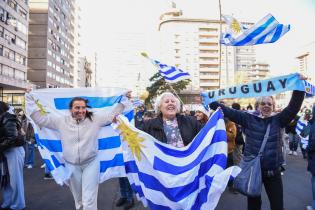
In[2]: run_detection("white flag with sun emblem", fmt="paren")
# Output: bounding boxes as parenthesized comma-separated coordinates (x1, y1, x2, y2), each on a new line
(221, 13, 290, 46)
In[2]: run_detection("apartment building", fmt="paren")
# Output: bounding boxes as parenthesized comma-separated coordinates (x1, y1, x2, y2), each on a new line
(0, 0, 29, 105)
(296, 42, 315, 83)
(28, 0, 79, 88)
(236, 62, 270, 84)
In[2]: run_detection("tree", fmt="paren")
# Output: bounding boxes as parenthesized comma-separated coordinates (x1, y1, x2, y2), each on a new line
(145, 73, 190, 107)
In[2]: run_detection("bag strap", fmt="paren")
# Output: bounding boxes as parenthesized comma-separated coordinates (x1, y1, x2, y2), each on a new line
(258, 124, 270, 156)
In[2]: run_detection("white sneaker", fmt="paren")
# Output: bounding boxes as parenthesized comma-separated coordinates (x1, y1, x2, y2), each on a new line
(27, 165, 33, 169)
(41, 163, 46, 168)
(293, 151, 298, 156)
(306, 206, 313, 210)
(288, 151, 293, 155)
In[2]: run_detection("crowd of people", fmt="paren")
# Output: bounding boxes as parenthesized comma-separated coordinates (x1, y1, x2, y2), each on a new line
(0, 89, 315, 210)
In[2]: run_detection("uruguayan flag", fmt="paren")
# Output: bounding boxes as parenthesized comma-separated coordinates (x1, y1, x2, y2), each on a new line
(133, 98, 144, 108)
(296, 117, 310, 149)
(25, 88, 133, 185)
(221, 13, 290, 46)
(152, 60, 190, 83)
(303, 80, 315, 97)
(115, 109, 241, 210)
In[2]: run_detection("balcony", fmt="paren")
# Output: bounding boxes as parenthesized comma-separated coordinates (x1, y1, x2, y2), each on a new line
(199, 75, 220, 80)
(0, 74, 28, 89)
(199, 37, 218, 43)
(199, 45, 219, 51)
(199, 82, 220, 87)
(199, 60, 219, 65)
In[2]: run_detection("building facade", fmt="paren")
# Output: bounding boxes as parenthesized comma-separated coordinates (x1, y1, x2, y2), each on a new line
(296, 42, 315, 84)
(28, 0, 79, 88)
(0, 0, 29, 105)
(77, 56, 95, 87)
(236, 62, 270, 84)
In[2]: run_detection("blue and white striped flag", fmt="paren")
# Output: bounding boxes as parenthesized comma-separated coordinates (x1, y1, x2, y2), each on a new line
(221, 13, 290, 46)
(296, 117, 310, 149)
(303, 80, 315, 97)
(133, 98, 144, 108)
(152, 60, 190, 83)
(116, 109, 241, 210)
(25, 88, 133, 185)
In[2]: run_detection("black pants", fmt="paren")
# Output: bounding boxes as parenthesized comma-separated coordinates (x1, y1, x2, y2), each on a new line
(227, 153, 234, 187)
(247, 171, 283, 210)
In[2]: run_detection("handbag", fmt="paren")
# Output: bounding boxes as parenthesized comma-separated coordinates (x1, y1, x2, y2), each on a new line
(233, 124, 270, 197)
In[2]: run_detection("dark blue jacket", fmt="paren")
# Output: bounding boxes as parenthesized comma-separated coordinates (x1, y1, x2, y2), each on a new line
(210, 91, 304, 170)
(307, 106, 315, 175)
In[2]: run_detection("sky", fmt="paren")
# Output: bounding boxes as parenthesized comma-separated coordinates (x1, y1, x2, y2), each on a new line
(77, 0, 315, 84)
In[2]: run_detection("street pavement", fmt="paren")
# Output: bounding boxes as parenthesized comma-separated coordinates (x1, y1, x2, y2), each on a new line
(10, 150, 313, 210)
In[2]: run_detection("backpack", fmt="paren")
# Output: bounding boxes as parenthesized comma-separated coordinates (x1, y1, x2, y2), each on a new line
(0, 113, 25, 152)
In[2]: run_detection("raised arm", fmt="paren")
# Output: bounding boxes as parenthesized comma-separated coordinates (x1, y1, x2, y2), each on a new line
(278, 90, 305, 127)
(94, 94, 132, 126)
(26, 93, 59, 130)
(307, 105, 315, 153)
(209, 102, 249, 128)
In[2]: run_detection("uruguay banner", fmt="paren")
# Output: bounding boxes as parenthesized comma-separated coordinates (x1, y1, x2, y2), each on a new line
(221, 13, 290, 46)
(201, 73, 315, 105)
(25, 88, 133, 185)
(115, 109, 241, 210)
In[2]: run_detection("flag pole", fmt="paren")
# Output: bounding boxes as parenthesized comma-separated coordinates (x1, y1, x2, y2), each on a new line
(141, 52, 186, 108)
(218, 0, 222, 89)
(165, 82, 185, 107)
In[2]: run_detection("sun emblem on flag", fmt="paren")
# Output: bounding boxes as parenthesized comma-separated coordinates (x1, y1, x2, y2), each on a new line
(306, 87, 311, 93)
(35, 99, 49, 115)
(231, 18, 241, 34)
(117, 118, 145, 161)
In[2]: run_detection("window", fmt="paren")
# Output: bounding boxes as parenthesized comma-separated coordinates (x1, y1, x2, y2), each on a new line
(8, 49, 14, 60)
(16, 37, 26, 49)
(15, 53, 23, 64)
(0, 26, 3, 37)
(16, 21, 27, 34)
(18, 7, 27, 20)
(2, 65, 14, 77)
(0, 45, 3, 56)
(14, 69, 25, 80)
